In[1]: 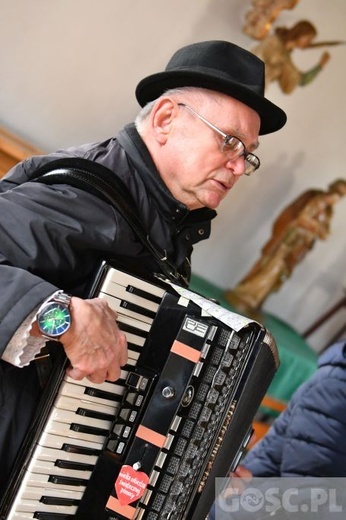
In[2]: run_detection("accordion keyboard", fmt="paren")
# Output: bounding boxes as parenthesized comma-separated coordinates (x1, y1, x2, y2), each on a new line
(5, 268, 166, 519)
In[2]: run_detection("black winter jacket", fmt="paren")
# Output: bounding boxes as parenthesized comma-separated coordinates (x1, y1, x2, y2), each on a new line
(0, 123, 216, 496)
(0, 123, 216, 354)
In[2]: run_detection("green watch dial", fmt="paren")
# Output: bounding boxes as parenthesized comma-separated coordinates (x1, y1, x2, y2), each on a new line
(38, 302, 71, 337)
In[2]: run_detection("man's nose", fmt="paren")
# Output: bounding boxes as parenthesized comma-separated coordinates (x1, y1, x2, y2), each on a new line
(225, 155, 246, 176)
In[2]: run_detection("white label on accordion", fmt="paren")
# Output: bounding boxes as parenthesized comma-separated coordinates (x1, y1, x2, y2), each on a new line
(170, 283, 258, 332)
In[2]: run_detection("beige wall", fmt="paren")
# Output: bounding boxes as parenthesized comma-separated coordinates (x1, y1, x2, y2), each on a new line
(1, 0, 345, 351)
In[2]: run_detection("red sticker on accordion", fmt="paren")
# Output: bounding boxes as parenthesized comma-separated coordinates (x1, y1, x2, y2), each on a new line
(115, 465, 149, 506)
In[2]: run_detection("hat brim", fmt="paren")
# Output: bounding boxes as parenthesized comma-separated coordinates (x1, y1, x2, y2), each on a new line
(136, 69, 287, 135)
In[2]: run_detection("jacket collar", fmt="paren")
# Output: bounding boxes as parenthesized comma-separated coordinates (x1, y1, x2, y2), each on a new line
(116, 123, 217, 230)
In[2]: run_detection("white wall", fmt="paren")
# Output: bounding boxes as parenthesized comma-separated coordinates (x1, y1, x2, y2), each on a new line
(1, 0, 345, 351)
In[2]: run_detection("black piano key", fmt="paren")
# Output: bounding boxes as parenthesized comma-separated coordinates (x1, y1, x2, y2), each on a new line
(76, 407, 115, 421)
(70, 423, 109, 436)
(40, 496, 80, 506)
(62, 443, 101, 456)
(126, 284, 162, 304)
(120, 299, 156, 319)
(34, 514, 74, 519)
(126, 341, 143, 354)
(123, 362, 139, 371)
(84, 386, 122, 402)
(48, 475, 88, 487)
(119, 322, 148, 338)
(55, 459, 94, 471)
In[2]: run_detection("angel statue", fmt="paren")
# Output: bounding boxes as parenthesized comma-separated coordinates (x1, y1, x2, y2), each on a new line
(224, 179, 346, 316)
(243, 0, 343, 94)
(243, 0, 301, 40)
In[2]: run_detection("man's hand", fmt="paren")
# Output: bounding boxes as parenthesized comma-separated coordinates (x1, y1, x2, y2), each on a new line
(60, 296, 127, 383)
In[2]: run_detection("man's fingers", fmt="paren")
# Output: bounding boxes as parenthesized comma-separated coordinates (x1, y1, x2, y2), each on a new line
(118, 331, 128, 366)
(105, 364, 123, 382)
(67, 359, 123, 384)
(86, 372, 108, 384)
(66, 366, 87, 380)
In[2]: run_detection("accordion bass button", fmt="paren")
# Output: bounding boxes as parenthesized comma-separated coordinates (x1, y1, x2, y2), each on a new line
(162, 386, 175, 399)
(181, 385, 194, 407)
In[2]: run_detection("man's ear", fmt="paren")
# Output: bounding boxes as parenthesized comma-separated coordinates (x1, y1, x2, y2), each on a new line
(151, 98, 179, 144)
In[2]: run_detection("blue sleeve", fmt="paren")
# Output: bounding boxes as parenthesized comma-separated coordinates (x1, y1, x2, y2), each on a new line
(278, 372, 346, 477)
(243, 368, 346, 477)
(242, 397, 293, 477)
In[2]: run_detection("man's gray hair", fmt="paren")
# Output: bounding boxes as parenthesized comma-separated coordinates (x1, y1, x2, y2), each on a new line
(135, 86, 202, 134)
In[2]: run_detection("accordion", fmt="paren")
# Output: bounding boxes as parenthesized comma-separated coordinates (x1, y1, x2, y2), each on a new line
(0, 263, 279, 520)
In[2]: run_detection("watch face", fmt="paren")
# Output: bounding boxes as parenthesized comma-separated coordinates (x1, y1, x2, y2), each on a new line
(38, 302, 71, 338)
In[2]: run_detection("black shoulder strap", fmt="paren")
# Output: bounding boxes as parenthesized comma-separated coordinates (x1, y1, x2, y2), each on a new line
(31, 157, 189, 287)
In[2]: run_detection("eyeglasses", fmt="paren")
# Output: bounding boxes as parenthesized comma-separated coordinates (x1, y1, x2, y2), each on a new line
(178, 103, 260, 176)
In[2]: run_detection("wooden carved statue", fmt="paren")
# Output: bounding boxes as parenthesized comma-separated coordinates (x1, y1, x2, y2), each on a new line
(251, 20, 331, 94)
(243, 0, 301, 40)
(243, 0, 344, 94)
(224, 179, 346, 315)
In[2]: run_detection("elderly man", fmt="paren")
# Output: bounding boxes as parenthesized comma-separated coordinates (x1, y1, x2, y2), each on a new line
(0, 40, 286, 497)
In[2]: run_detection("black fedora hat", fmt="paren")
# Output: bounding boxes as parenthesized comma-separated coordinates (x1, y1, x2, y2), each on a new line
(136, 40, 287, 135)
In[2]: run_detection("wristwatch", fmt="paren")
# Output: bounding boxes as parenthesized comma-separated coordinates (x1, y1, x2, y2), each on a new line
(36, 291, 72, 341)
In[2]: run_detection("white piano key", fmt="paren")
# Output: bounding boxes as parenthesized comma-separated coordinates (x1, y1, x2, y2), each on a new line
(9, 514, 35, 520)
(102, 267, 166, 299)
(126, 357, 136, 367)
(48, 406, 112, 431)
(117, 368, 129, 380)
(53, 393, 118, 416)
(43, 417, 107, 445)
(58, 381, 123, 408)
(38, 431, 103, 451)
(14, 471, 87, 492)
(27, 458, 92, 480)
(123, 331, 146, 349)
(32, 445, 98, 466)
(118, 313, 152, 333)
(99, 283, 159, 314)
(127, 349, 140, 362)
(22, 485, 84, 501)
(100, 292, 154, 325)
(11, 498, 78, 515)
(63, 376, 124, 395)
